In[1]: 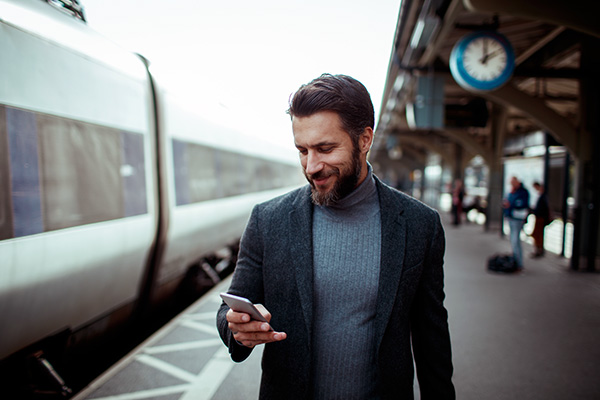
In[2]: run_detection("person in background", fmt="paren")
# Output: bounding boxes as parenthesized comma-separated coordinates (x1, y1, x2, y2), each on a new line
(503, 176, 530, 270)
(451, 178, 465, 226)
(217, 73, 455, 399)
(530, 182, 551, 257)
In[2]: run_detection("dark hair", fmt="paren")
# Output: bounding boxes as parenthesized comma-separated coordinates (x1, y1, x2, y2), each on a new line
(287, 73, 374, 146)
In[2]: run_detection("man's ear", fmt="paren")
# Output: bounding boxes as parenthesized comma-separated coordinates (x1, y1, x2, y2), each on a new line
(359, 127, 374, 154)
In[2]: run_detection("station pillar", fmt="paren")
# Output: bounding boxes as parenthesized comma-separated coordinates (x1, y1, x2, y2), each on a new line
(573, 36, 600, 271)
(453, 142, 463, 181)
(485, 104, 507, 232)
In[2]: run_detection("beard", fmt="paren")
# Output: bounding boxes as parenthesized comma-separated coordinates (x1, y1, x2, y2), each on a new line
(305, 146, 362, 206)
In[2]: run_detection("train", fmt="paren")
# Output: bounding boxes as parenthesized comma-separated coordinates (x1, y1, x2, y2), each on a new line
(0, 0, 303, 383)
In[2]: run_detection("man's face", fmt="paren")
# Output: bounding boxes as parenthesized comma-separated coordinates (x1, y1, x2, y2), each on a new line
(510, 177, 519, 190)
(292, 111, 366, 206)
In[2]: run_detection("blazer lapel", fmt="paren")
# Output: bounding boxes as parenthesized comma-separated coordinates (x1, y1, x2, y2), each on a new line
(373, 179, 406, 342)
(289, 186, 314, 337)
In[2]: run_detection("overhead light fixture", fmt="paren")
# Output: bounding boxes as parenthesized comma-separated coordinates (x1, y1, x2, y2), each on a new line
(406, 103, 416, 130)
(409, 15, 440, 50)
(410, 20, 426, 49)
(386, 97, 397, 111)
(393, 73, 406, 93)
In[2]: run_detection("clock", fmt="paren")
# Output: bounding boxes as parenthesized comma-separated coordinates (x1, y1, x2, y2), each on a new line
(449, 31, 515, 91)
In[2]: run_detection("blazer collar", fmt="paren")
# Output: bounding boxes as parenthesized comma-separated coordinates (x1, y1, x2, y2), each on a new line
(373, 178, 407, 342)
(289, 185, 315, 336)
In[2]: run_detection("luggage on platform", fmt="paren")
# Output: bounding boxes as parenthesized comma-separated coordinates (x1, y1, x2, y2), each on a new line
(487, 254, 519, 273)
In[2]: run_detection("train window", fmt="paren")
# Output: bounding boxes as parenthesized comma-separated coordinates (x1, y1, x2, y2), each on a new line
(172, 139, 191, 205)
(5, 107, 44, 237)
(121, 131, 148, 217)
(243, 157, 261, 193)
(0, 105, 148, 241)
(172, 138, 302, 206)
(217, 150, 246, 198)
(38, 114, 123, 230)
(173, 139, 219, 205)
(257, 160, 277, 191)
(0, 108, 14, 240)
(236, 155, 253, 194)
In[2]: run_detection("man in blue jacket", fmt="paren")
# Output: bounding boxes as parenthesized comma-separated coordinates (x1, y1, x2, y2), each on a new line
(503, 176, 530, 269)
(217, 74, 455, 399)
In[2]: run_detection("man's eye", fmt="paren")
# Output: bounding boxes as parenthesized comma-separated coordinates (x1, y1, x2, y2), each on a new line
(298, 149, 308, 155)
(318, 147, 333, 153)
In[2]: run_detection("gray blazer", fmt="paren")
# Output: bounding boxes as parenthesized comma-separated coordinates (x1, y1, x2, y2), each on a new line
(217, 177, 455, 399)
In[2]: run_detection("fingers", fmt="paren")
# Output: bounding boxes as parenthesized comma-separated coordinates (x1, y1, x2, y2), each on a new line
(226, 309, 286, 347)
(226, 308, 251, 324)
(226, 308, 271, 331)
(228, 319, 271, 335)
(228, 319, 279, 342)
(233, 330, 287, 348)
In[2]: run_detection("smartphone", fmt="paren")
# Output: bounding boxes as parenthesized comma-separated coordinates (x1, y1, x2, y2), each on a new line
(220, 292, 269, 323)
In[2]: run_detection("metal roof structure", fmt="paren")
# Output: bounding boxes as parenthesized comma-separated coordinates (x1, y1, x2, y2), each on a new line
(371, 0, 600, 270)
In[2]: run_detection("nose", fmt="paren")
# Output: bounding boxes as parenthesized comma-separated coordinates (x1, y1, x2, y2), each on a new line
(304, 150, 323, 176)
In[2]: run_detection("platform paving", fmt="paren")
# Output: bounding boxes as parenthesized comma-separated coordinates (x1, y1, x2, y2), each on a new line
(444, 217, 600, 400)
(73, 215, 600, 400)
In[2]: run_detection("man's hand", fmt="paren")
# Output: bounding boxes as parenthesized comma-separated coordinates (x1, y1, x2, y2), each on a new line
(226, 304, 287, 348)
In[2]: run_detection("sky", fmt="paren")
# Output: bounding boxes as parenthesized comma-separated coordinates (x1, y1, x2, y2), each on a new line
(81, 0, 402, 151)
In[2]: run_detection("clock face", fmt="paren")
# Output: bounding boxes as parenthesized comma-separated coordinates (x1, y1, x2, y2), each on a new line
(449, 32, 515, 91)
(463, 37, 507, 81)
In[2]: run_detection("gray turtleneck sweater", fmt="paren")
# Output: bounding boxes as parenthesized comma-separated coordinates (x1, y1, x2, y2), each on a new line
(311, 166, 381, 399)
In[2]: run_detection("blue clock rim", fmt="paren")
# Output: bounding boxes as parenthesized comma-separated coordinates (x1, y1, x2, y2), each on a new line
(450, 31, 515, 91)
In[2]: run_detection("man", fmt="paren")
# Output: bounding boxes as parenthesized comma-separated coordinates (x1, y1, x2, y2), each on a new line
(503, 176, 530, 269)
(217, 74, 455, 399)
(530, 182, 550, 257)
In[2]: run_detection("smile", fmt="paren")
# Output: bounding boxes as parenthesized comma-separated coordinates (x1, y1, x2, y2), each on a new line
(312, 175, 332, 187)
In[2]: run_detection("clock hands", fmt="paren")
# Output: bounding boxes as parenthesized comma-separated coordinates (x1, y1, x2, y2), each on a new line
(482, 38, 488, 63)
(480, 47, 504, 65)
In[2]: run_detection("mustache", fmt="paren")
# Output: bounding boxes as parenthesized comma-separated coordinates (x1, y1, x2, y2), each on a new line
(307, 168, 340, 181)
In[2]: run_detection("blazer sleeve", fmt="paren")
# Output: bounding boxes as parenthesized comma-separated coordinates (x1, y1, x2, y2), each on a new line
(216, 204, 266, 362)
(410, 212, 456, 399)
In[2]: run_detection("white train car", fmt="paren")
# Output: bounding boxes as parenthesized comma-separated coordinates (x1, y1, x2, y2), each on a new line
(0, 0, 302, 382)
(150, 86, 301, 305)
(0, 0, 157, 362)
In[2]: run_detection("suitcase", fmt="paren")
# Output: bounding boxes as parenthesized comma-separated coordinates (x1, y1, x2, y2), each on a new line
(487, 254, 518, 273)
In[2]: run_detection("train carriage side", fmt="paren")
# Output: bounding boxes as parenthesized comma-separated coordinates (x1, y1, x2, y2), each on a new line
(0, 0, 157, 360)
(146, 80, 303, 306)
(0, 0, 305, 369)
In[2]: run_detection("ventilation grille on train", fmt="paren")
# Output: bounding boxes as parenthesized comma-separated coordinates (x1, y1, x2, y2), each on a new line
(45, 0, 86, 21)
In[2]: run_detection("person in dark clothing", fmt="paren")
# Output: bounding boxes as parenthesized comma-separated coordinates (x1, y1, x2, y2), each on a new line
(530, 181, 551, 257)
(451, 179, 465, 225)
(216, 73, 455, 399)
(503, 176, 530, 269)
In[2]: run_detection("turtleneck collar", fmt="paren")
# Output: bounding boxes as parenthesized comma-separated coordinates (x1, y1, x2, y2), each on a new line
(315, 163, 379, 219)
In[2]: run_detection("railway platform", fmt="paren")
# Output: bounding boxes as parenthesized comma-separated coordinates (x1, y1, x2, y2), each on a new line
(72, 214, 600, 400)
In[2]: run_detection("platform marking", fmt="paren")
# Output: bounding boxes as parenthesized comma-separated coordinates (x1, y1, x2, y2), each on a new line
(135, 354, 197, 382)
(86, 384, 190, 400)
(182, 311, 220, 320)
(180, 319, 220, 334)
(180, 346, 235, 400)
(143, 338, 223, 354)
(79, 289, 239, 400)
(88, 347, 236, 400)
